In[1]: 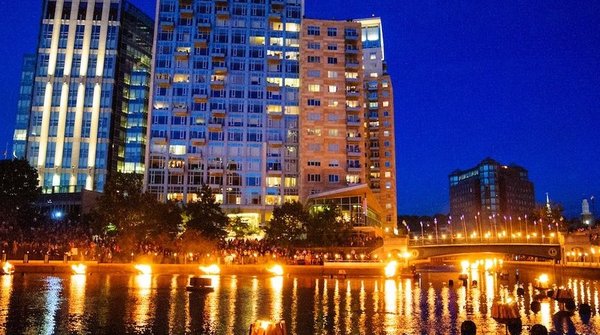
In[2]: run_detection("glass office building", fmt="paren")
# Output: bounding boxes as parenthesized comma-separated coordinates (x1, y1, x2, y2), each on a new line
(21, 0, 153, 194)
(13, 54, 37, 159)
(146, 0, 304, 226)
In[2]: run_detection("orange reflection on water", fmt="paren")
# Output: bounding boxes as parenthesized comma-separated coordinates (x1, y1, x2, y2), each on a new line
(68, 274, 86, 332)
(0, 275, 12, 330)
(384, 279, 398, 333)
(269, 276, 283, 322)
(133, 274, 152, 328)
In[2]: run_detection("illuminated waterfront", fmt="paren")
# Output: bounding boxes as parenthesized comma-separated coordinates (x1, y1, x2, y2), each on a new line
(0, 267, 599, 334)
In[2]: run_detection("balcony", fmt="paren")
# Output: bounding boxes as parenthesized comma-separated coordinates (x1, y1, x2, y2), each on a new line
(216, 9, 229, 19)
(197, 22, 211, 31)
(345, 76, 359, 84)
(266, 82, 280, 92)
(173, 105, 188, 116)
(211, 52, 226, 59)
(209, 168, 224, 175)
(347, 119, 361, 127)
(347, 136, 361, 142)
(346, 90, 360, 99)
(348, 166, 362, 173)
(346, 105, 361, 113)
(269, 13, 282, 22)
(180, 7, 193, 18)
(267, 168, 283, 175)
(194, 38, 208, 47)
(211, 109, 226, 117)
(267, 110, 283, 118)
(347, 150, 362, 157)
(271, 0, 284, 7)
(191, 138, 206, 146)
(213, 66, 228, 75)
(175, 50, 189, 60)
(267, 54, 282, 63)
(345, 47, 359, 54)
(155, 74, 171, 87)
(160, 21, 174, 31)
(208, 120, 224, 131)
(153, 136, 167, 144)
(345, 61, 360, 70)
(345, 33, 359, 41)
(193, 94, 208, 103)
(210, 77, 225, 88)
(268, 139, 284, 147)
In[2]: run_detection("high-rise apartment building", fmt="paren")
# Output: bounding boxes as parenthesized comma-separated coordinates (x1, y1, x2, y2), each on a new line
(299, 18, 365, 201)
(147, 3, 398, 233)
(13, 55, 37, 159)
(146, 0, 304, 226)
(449, 158, 535, 232)
(21, 0, 153, 195)
(356, 18, 397, 235)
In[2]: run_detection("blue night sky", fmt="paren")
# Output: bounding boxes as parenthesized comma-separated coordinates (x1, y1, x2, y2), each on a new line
(0, 1, 598, 217)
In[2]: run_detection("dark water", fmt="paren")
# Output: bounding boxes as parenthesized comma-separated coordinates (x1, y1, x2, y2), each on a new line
(0, 266, 599, 334)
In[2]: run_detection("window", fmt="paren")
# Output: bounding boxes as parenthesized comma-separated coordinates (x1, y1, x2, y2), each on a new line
(328, 175, 340, 183)
(328, 129, 339, 137)
(307, 70, 320, 78)
(327, 44, 338, 51)
(327, 71, 338, 78)
(307, 56, 321, 63)
(307, 26, 320, 36)
(327, 57, 338, 65)
(308, 174, 321, 182)
(328, 85, 337, 93)
(307, 42, 320, 50)
(328, 144, 339, 152)
(307, 161, 321, 167)
(329, 160, 339, 167)
(308, 84, 320, 92)
(307, 99, 321, 106)
(327, 27, 337, 37)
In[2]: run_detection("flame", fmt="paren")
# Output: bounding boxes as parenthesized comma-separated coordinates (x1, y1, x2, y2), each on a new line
(134, 264, 152, 275)
(200, 264, 221, 275)
(538, 273, 549, 284)
(71, 264, 87, 275)
(384, 261, 398, 278)
(267, 264, 284, 276)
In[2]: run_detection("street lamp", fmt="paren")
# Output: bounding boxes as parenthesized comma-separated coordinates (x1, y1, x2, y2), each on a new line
(461, 215, 467, 243)
(419, 221, 424, 245)
(434, 218, 439, 244)
(448, 216, 453, 243)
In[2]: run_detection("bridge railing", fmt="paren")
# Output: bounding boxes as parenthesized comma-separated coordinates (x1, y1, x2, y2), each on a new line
(407, 236, 559, 246)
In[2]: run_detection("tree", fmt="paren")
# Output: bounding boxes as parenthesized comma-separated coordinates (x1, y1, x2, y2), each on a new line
(306, 204, 353, 246)
(265, 201, 308, 247)
(184, 185, 229, 241)
(229, 215, 261, 239)
(87, 173, 182, 240)
(0, 159, 40, 226)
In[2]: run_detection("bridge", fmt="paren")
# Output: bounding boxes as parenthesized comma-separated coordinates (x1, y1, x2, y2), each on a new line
(377, 237, 563, 261)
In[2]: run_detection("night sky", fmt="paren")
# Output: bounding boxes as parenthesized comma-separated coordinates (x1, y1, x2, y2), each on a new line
(0, 1, 598, 217)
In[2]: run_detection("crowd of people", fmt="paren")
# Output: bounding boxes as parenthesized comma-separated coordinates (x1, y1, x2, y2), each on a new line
(0, 222, 382, 264)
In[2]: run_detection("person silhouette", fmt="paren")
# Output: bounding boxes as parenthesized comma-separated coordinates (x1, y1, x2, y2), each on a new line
(530, 324, 548, 335)
(460, 320, 477, 335)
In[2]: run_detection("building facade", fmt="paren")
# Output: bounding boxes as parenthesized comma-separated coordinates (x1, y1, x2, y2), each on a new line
(298, 18, 365, 202)
(449, 158, 535, 233)
(13, 54, 37, 159)
(20, 0, 153, 195)
(146, 0, 304, 227)
(356, 18, 398, 236)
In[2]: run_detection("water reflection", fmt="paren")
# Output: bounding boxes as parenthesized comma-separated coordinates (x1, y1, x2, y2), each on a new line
(0, 268, 599, 334)
(132, 274, 152, 328)
(69, 274, 86, 333)
(0, 275, 12, 330)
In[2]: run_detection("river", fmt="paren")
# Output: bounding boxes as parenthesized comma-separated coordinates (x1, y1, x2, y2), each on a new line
(0, 264, 598, 334)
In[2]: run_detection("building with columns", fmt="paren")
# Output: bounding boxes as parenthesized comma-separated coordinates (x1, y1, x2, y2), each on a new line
(19, 0, 153, 197)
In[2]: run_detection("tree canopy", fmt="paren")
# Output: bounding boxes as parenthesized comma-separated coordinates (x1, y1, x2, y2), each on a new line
(0, 159, 40, 226)
(184, 185, 229, 241)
